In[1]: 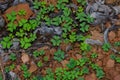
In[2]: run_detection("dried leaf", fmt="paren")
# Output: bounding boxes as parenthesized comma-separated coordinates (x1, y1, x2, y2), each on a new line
(21, 53, 29, 63)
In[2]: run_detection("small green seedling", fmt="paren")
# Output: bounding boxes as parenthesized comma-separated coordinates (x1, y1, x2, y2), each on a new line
(96, 68, 105, 79)
(16, 29, 25, 37)
(62, 23, 71, 33)
(77, 57, 89, 67)
(23, 23, 31, 31)
(23, 71, 31, 79)
(47, 4, 55, 12)
(110, 54, 120, 63)
(78, 6, 84, 13)
(77, 0, 86, 6)
(39, 50, 45, 55)
(33, 50, 45, 57)
(69, 32, 77, 43)
(1, 36, 12, 49)
(76, 34, 86, 41)
(115, 57, 120, 63)
(51, 36, 61, 46)
(29, 20, 38, 30)
(54, 49, 65, 62)
(20, 37, 31, 49)
(80, 66, 89, 75)
(33, 50, 40, 57)
(21, 64, 28, 71)
(31, 76, 38, 80)
(67, 58, 77, 69)
(52, 17, 62, 26)
(21, 64, 31, 78)
(80, 22, 89, 32)
(76, 12, 86, 22)
(18, 9, 26, 16)
(33, 0, 41, 9)
(43, 68, 54, 80)
(63, 7, 71, 17)
(80, 42, 91, 51)
(91, 53, 98, 58)
(114, 41, 120, 46)
(86, 15, 94, 23)
(9, 64, 15, 71)
(9, 53, 16, 61)
(7, 22, 17, 32)
(56, 1, 66, 10)
(18, 19, 27, 27)
(30, 33, 37, 41)
(44, 16, 52, 26)
(5, 67, 10, 73)
(43, 56, 49, 61)
(77, 77, 84, 80)
(102, 43, 111, 52)
(32, 76, 43, 80)
(6, 11, 16, 22)
(110, 54, 116, 60)
(0, 73, 3, 80)
(37, 61, 43, 67)
(91, 63, 105, 79)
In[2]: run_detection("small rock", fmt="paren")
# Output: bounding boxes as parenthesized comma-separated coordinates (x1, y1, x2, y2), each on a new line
(9, 71, 19, 80)
(114, 75, 120, 80)
(34, 26, 62, 36)
(106, 59, 115, 68)
(13, 0, 26, 5)
(108, 31, 116, 41)
(21, 53, 30, 63)
(29, 61, 38, 73)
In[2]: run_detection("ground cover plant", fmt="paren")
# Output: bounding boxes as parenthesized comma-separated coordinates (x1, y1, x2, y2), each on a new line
(0, 0, 120, 80)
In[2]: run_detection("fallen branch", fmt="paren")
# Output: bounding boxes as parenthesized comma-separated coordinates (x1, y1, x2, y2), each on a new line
(104, 25, 120, 53)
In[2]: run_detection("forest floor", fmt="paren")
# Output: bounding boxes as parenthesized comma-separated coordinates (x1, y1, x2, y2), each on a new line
(0, 0, 120, 80)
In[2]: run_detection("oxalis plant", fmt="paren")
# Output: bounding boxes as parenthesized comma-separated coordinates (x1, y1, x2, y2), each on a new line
(33, 0, 94, 45)
(0, 11, 38, 49)
(54, 49, 65, 62)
